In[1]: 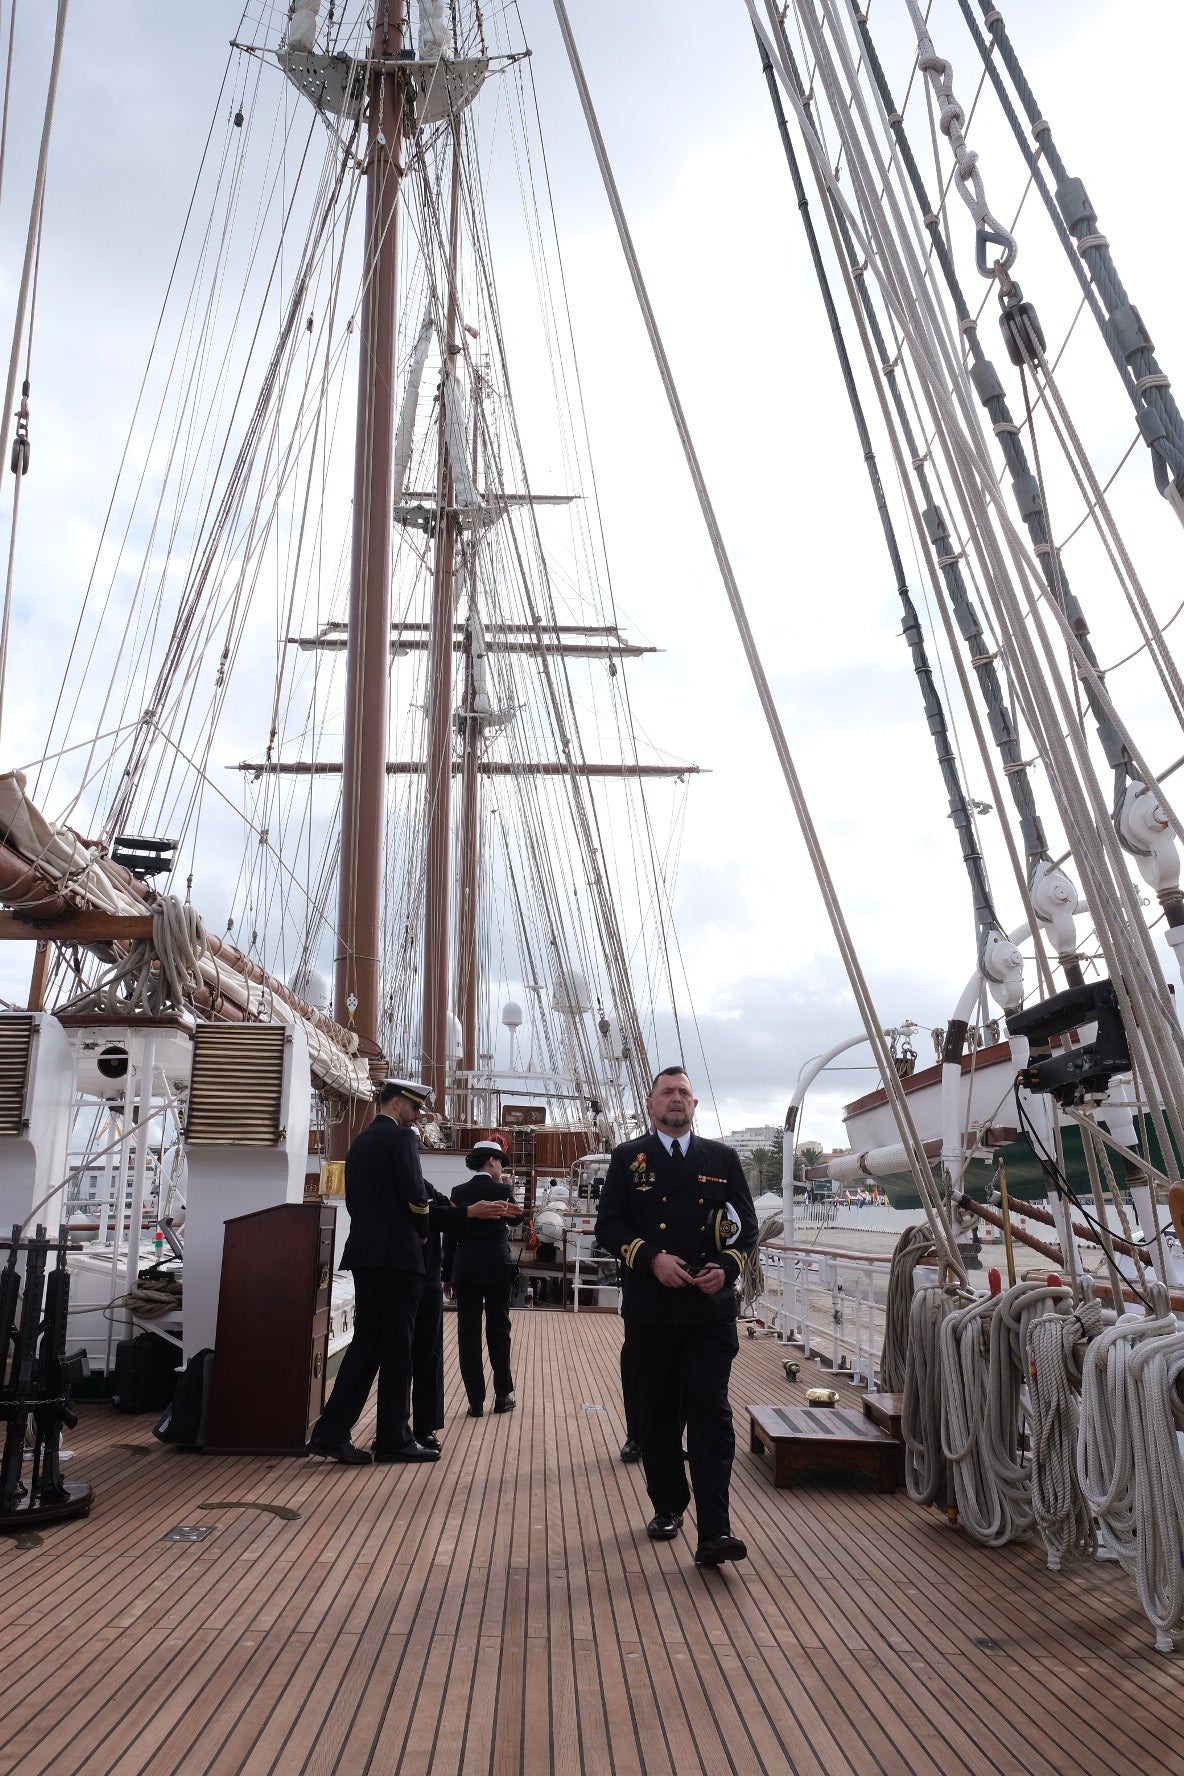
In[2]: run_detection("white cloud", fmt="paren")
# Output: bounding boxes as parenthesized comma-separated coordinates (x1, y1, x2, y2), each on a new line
(0, 0, 1179, 1143)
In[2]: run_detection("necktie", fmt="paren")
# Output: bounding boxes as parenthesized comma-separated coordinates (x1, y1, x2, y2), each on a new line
(671, 1139, 683, 1163)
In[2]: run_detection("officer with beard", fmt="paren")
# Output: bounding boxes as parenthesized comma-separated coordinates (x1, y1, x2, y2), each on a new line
(595, 1066, 757, 1566)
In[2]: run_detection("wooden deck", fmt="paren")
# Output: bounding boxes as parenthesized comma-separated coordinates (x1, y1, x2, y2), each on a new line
(2, 1312, 1180, 1775)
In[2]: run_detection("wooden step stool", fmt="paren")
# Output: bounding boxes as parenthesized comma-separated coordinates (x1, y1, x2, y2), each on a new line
(747, 1403, 903, 1492)
(860, 1391, 903, 1439)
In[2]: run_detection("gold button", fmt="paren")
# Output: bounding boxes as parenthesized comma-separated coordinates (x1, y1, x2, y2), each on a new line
(699, 1197, 704, 1204)
(659, 1222, 666, 1229)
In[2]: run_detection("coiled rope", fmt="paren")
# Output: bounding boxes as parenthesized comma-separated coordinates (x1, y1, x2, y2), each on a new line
(62, 895, 208, 1018)
(881, 1223, 931, 1391)
(1079, 1297, 1184, 1651)
(1024, 1291, 1102, 1569)
(903, 1283, 957, 1505)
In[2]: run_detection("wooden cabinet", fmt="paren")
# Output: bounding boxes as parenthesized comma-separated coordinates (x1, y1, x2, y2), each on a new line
(206, 1201, 335, 1454)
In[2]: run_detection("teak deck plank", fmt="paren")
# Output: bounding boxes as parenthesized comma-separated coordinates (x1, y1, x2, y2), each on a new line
(2, 1312, 1182, 1775)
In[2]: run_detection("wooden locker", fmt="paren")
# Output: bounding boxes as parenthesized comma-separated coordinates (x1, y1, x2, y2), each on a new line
(206, 1201, 335, 1454)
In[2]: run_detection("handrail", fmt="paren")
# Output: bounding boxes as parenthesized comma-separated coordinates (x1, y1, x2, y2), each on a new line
(762, 1239, 895, 1265)
(756, 1243, 887, 1385)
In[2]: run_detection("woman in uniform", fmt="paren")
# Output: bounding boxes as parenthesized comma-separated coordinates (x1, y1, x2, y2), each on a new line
(445, 1137, 522, 1416)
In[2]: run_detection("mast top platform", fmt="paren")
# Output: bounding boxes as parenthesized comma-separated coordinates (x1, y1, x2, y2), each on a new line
(231, 42, 530, 129)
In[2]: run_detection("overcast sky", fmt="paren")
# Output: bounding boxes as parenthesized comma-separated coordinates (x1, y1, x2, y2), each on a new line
(0, 0, 1181, 1147)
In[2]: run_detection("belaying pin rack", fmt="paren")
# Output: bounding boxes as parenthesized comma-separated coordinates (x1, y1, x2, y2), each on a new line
(0, 1224, 93, 1530)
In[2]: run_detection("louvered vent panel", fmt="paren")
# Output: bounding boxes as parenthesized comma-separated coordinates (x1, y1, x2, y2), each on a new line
(186, 1024, 288, 1146)
(0, 1016, 35, 1137)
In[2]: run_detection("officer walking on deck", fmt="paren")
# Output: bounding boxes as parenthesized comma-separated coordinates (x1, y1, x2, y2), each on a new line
(595, 1065, 758, 1566)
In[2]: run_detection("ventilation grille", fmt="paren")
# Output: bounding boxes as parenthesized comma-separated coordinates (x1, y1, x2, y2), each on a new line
(0, 1016, 35, 1137)
(186, 1024, 288, 1146)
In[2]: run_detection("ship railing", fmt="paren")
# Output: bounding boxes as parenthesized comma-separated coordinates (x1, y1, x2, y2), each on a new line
(751, 1241, 894, 1388)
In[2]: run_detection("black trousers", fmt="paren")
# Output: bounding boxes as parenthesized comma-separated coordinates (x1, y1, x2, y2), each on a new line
(620, 1325, 642, 1440)
(632, 1318, 739, 1540)
(453, 1267, 514, 1407)
(411, 1279, 445, 1439)
(314, 1267, 423, 1454)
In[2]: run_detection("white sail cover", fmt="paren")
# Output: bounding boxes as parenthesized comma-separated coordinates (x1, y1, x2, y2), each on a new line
(393, 314, 435, 503)
(284, 2, 321, 54)
(418, 0, 450, 60)
(0, 772, 371, 1100)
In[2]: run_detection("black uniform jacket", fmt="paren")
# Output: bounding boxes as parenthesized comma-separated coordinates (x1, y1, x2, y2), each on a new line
(594, 1132, 758, 1324)
(443, 1173, 522, 1288)
(340, 1114, 430, 1274)
(423, 1184, 464, 1283)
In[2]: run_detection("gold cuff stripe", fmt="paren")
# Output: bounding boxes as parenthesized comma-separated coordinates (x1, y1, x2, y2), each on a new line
(409, 1201, 430, 1215)
(622, 1238, 644, 1269)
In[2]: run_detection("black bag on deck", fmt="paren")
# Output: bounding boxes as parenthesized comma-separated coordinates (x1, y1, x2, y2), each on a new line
(112, 1332, 179, 1413)
(152, 1347, 214, 1448)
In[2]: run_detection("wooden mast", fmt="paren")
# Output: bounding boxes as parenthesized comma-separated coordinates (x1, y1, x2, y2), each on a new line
(454, 391, 483, 1126)
(421, 120, 463, 1114)
(332, 2, 406, 1150)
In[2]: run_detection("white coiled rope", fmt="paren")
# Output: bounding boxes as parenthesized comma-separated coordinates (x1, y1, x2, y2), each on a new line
(64, 894, 207, 1018)
(938, 1281, 1056, 1547)
(881, 1223, 932, 1391)
(904, 1284, 956, 1505)
(1024, 1294, 1102, 1570)
(1079, 1301, 1184, 1651)
(941, 1293, 1014, 1543)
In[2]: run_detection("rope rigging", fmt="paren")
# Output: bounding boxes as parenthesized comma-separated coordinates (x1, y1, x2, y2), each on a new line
(960, 0, 1184, 505)
(755, 23, 1004, 973)
(758, 0, 1184, 1202)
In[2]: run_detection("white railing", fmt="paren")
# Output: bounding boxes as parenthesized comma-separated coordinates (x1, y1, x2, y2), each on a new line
(752, 1241, 894, 1387)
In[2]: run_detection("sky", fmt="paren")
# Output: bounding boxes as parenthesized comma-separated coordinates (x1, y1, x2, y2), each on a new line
(0, 0, 1182, 1149)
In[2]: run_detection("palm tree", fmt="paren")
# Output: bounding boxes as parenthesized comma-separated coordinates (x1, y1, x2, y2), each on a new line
(745, 1146, 776, 1190)
(794, 1140, 824, 1180)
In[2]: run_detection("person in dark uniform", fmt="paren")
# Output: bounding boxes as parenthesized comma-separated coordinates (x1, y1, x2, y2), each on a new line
(595, 1065, 758, 1566)
(444, 1138, 522, 1416)
(412, 1182, 517, 1451)
(618, 1303, 643, 1462)
(308, 1078, 440, 1466)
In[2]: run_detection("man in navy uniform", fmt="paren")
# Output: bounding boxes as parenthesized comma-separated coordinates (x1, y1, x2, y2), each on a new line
(595, 1065, 758, 1565)
(308, 1078, 440, 1465)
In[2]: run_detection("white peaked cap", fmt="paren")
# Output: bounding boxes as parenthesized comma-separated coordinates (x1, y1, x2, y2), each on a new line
(385, 1077, 433, 1106)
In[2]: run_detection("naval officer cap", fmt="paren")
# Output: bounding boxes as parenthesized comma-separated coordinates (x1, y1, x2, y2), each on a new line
(381, 1076, 433, 1107)
(469, 1136, 507, 1160)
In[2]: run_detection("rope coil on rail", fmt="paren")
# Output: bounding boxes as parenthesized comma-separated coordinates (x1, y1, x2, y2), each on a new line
(1078, 1295, 1184, 1650)
(1023, 1290, 1101, 1569)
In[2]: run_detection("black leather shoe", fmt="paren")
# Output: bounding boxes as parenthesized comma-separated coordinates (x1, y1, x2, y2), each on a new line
(413, 1433, 442, 1453)
(373, 1441, 440, 1463)
(619, 1438, 643, 1463)
(493, 1393, 516, 1413)
(694, 1533, 748, 1566)
(307, 1438, 372, 1466)
(646, 1512, 683, 1541)
(466, 1404, 484, 1417)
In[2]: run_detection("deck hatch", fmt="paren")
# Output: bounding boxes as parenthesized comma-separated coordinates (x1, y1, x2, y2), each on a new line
(185, 1024, 287, 1145)
(0, 1015, 36, 1136)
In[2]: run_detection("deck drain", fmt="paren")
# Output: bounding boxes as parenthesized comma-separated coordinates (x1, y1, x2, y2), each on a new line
(971, 1636, 1002, 1652)
(162, 1524, 215, 1543)
(579, 1402, 606, 1413)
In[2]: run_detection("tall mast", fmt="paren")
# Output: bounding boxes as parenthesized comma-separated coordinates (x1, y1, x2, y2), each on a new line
(455, 389, 483, 1121)
(421, 121, 463, 1111)
(333, 2, 406, 1144)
